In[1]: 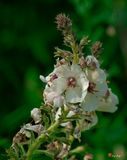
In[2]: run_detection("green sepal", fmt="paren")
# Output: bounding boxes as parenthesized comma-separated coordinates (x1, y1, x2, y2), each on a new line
(42, 113, 50, 129)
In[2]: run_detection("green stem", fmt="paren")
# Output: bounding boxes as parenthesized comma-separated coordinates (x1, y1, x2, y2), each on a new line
(72, 43, 79, 64)
(69, 146, 84, 155)
(33, 150, 54, 159)
(26, 120, 60, 160)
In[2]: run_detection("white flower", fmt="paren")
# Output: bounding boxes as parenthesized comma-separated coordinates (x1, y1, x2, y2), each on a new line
(85, 67, 107, 83)
(81, 66, 108, 111)
(31, 108, 42, 124)
(42, 64, 89, 106)
(81, 56, 118, 113)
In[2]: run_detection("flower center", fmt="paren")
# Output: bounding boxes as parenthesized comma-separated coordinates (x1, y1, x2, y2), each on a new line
(50, 74, 58, 82)
(67, 77, 76, 88)
(88, 82, 97, 93)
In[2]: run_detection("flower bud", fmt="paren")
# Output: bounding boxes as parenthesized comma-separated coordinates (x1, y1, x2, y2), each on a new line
(55, 13, 72, 31)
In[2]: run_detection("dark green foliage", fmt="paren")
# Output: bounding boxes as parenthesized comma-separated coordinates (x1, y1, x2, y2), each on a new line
(0, 0, 127, 159)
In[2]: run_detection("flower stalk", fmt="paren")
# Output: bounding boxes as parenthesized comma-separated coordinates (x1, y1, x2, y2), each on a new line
(7, 13, 118, 160)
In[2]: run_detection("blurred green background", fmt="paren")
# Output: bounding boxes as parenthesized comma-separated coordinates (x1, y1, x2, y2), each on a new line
(0, 0, 127, 159)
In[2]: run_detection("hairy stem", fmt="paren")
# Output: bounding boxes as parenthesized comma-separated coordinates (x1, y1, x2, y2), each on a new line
(26, 120, 60, 160)
(72, 43, 79, 64)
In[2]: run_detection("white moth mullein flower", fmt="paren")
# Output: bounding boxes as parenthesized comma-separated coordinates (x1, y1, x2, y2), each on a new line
(81, 56, 118, 114)
(42, 64, 89, 106)
(31, 108, 42, 124)
(81, 56, 108, 112)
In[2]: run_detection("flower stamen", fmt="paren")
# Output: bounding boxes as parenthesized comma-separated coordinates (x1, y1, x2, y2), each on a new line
(88, 82, 97, 93)
(67, 77, 76, 88)
(50, 74, 58, 82)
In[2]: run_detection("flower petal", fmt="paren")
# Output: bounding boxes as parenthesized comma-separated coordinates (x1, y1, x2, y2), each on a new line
(71, 64, 82, 74)
(97, 91, 118, 113)
(95, 81, 108, 97)
(52, 77, 67, 94)
(78, 73, 89, 92)
(40, 75, 47, 83)
(54, 96, 64, 108)
(54, 64, 70, 78)
(80, 111, 98, 131)
(31, 108, 42, 124)
(81, 93, 99, 111)
(86, 68, 106, 83)
(65, 87, 86, 103)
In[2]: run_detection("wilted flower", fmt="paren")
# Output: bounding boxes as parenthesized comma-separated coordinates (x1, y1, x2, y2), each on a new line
(23, 123, 43, 135)
(31, 108, 42, 124)
(57, 143, 70, 159)
(80, 111, 98, 131)
(13, 128, 31, 144)
(74, 126, 81, 140)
